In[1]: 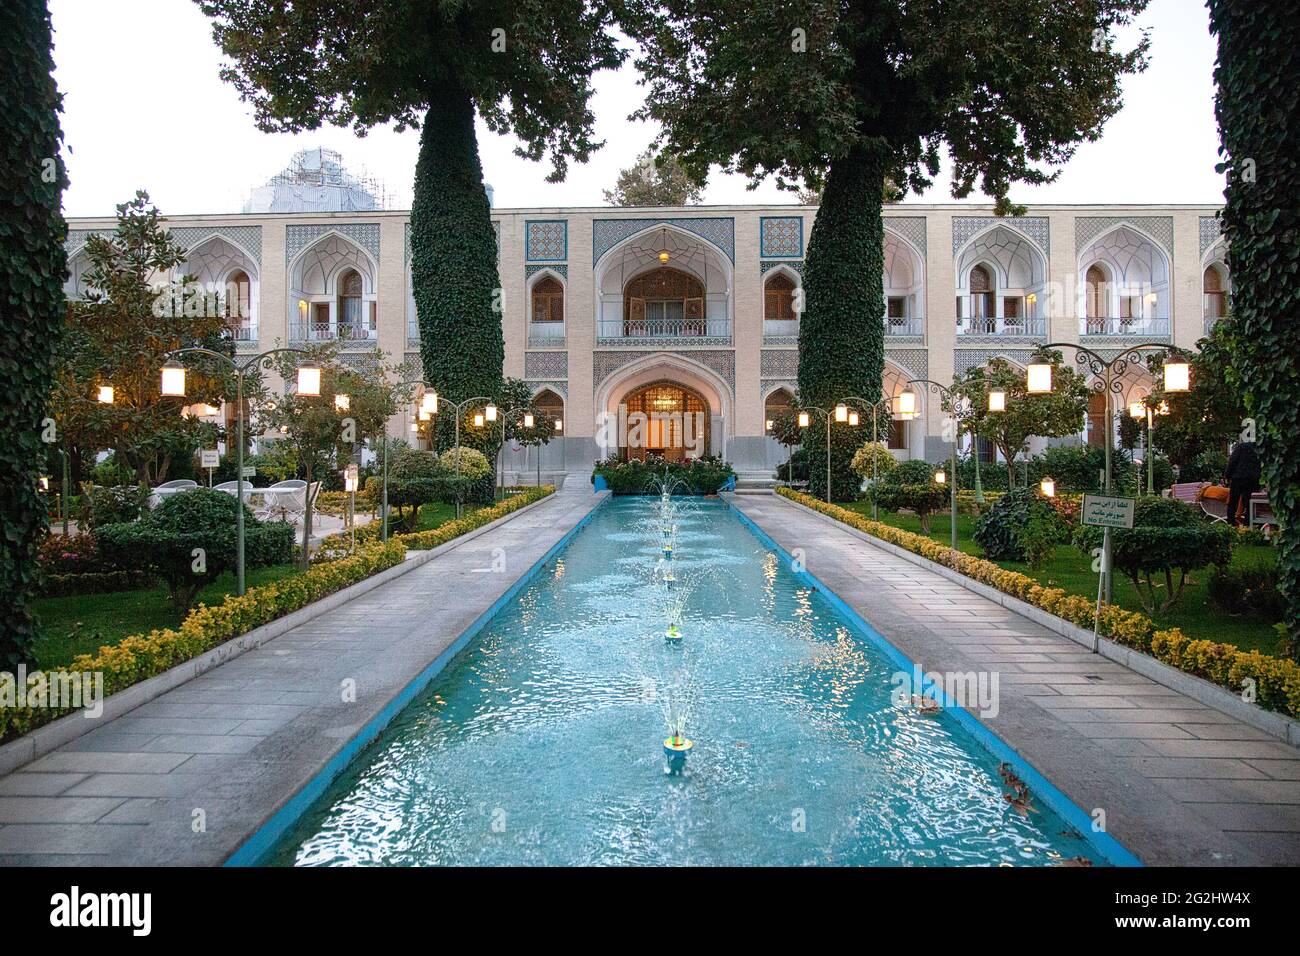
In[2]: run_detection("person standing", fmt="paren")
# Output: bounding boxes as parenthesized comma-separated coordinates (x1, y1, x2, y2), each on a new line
(1224, 440, 1262, 527)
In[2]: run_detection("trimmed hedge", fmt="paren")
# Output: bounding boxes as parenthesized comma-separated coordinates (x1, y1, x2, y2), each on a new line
(1, 485, 557, 744)
(777, 487, 1300, 719)
(39, 570, 153, 598)
(592, 456, 734, 495)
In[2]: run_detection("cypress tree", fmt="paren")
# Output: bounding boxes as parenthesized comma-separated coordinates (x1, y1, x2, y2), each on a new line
(0, 0, 67, 667)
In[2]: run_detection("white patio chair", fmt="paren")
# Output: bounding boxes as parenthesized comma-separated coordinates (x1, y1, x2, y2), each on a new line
(149, 478, 199, 508)
(266, 479, 308, 521)
(213, 480, 254, 502)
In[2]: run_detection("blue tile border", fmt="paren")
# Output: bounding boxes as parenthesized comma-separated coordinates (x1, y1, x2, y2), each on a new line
(724, 497, 1142, 868)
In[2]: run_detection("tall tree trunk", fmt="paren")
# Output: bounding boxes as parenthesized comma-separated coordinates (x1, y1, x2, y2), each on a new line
(411, 87, 504, 465)
(798, 142, 887, 501)
(0, 0, 67, 668)
(1209, 1, 1300, 658)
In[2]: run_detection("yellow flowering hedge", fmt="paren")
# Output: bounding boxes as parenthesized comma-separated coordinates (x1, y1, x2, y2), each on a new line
(777, 487, 1300, 718)
(2, 485, 559, 745)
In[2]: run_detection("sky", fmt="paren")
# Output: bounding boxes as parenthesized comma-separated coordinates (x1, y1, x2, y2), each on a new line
(51, 0, 1225, 217)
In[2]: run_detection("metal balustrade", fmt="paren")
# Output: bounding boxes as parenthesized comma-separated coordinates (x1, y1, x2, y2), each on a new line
(1079, 316, 1171, 337)
(597, 317, 731, 341)
(956, 316, 1046, 336)
(289, 321, 378, 342)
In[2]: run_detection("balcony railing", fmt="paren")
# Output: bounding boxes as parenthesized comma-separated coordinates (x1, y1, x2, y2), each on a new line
(1079, 317, 1170, 337)
(222, 323, 257, 342)
(884, 315, 925, 336)
(597, 317, 731, 343)
(528, 321, 566, 346)
(289, 321, 378, 343)
(957, 316, 1046, 336)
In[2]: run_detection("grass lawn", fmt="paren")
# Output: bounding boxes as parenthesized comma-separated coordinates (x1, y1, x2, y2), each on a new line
(842, 501, 1283, 656)
(32, 563, 302, 669)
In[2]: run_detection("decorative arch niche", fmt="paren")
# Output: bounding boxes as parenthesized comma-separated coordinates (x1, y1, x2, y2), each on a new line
(617, 379, 711, 462)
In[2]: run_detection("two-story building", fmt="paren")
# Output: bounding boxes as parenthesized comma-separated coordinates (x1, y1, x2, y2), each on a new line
(64, 203, 1230, 484)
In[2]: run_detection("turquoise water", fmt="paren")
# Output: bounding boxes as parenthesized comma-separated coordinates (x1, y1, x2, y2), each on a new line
(271, 498, 1108, 866)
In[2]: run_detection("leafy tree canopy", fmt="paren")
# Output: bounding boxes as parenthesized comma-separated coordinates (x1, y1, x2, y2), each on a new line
(198, 0, 625, 180)
(54, 192, 234, 484)
(604, 147, 705, 205)
(948, 352, 1089, 487)
(624, 0, 1150, 212)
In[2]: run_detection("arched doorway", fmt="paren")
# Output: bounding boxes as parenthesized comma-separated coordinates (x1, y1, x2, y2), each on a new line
(618, 380, 710, 462)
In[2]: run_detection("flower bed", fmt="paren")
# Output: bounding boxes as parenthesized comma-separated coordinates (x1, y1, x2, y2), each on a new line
(2, 485, 558, 745)
(777, 487, 1300, 718)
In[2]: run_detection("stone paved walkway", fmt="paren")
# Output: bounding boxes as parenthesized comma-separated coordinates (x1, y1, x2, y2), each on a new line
(729, 494, 1300, 866)
(0, 485, 605, 866)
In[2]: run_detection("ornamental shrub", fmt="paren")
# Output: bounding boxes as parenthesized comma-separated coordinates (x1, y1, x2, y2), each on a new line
(973, 487, 1067, 566)
(1077, 497, 1235, 614)
(850, 441, 896, 483)
(592, 455, 735, 495)
(97, 489, 294, 615)
(439, 446, 492, 480)
(886, 458, 939, 486)
(76, 483, 150, 531)
(867, 482, 950, 534)
(1208, 567, 1286, 622)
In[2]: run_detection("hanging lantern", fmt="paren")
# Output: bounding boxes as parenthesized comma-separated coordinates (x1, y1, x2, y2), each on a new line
(895, 391, 917, 420)
(96, 385, 115, 404)
(1163, 358, 1190, 393)
(1026, 361, 1052, 394)
(848, 410, 860, 427)
(797, 411, 811, 428)
(1128, 401, 1145, 420)
(934, 469, 946, 485)
(523, 412, 535, 428)
(554, 418, 563, 432)
(420, 390, 439, 415)
(160, 359, 186, 397)
(297, 362, 322, 397)
(485, 404, 498, 423)
(473, 413, 485, 428)
(988, 390, 1006, 413)
(334, 393, 351, 411)
(834, 403, 848, 423)
(1039, 477, 1056, 498)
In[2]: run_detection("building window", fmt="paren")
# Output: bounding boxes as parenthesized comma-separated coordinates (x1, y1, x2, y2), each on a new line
(1203, 265, 1226, 319)
(764, 273, 797, 322)
(619, 380, 710, 461)
(764, 388, 794, 431)
(225, 269, 252, 338)
(888, 418, 907, 450)
(532, 275, 564, 323)
(1085, 264, 1108, 328)
(624, 267, 706, 336)
(338, 269, 363, 332)
(969, 264, 994, 319)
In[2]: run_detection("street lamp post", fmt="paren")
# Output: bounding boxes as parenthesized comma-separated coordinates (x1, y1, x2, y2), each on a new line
(837, 395, 892, 521)
(903, 379, 962, 551)
(495, 405, 541, 498)
(1027, 343, 1189, 602)
(377, 379, 435, 541)
(422, 394, 497, 518)
(796, 406, 834, 504)
(160, 346, 315, 595)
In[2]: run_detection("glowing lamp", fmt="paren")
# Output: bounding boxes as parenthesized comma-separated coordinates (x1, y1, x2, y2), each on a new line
(343, 464, 359, 493)
(834, 403, 848, 423)
(1039, 477, 1056, 498)
(334, 393, 351, 411)
(554, 418, 563, 432)
(848, 410, 860, 427)
(523, 411, 535, 428)
(988, 390, 1006, 413)
(296, 363, 322, 397)
(765, 418, 774, 432)
(895, 391, 917, 420)
(410, 422, 419, 432)
(658, 251, 670, 264)
(1128, 401, 1146, 420)
(934, 469, 946, 485)
(420, 390, 438, 416)
(96, 385, 115, 404)
(1026, 292, 1037, 306)
(160, 359, 186, 397)
(39, 476, 50, 492)
(473, 413, 485, 428)
(1026, 362, 1052, 394)
(418, 408, 431, 422)
(797, 411, 811, 428)
(485, 404, 498, 423)
(1163, 359, 1190, 393)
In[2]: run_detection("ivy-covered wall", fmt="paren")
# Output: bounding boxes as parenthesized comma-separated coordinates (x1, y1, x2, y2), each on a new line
(410, 86, 505, 458)
(0, 0, 67, 668)
(1210, 0, 1300, 657)
(797, 143, 885, 501)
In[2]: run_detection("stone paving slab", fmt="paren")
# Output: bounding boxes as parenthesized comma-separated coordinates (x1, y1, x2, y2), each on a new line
(729, 493, 1300, 866)
(0, 487, 605, 865)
